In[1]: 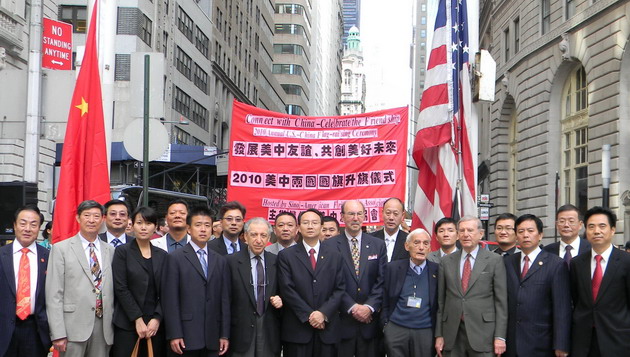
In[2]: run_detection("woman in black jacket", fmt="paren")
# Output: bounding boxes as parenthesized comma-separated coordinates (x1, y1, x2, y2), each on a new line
(112, 206, 167, 357)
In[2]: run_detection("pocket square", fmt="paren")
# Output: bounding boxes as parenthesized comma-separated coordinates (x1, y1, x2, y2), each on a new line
(368, 254, 378, 260)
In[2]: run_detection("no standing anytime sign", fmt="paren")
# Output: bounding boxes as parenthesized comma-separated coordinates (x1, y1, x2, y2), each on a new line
(42, 18, 73, 70)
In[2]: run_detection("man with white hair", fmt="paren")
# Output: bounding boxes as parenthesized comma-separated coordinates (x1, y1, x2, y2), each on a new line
(381, 228, 439, 357)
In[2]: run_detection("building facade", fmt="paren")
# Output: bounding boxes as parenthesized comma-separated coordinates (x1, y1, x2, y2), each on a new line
(339, 26, 365, 115)
(479, 0, 630, 244)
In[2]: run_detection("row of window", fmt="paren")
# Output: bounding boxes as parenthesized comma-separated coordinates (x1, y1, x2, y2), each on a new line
(172, 86, 209, 130)
(275, 24, 311, 46)
(274, 44, 310, 64)
(273, 64, 310, 83)
(275, 4, 311, 28)
(177, 6, 210, 60)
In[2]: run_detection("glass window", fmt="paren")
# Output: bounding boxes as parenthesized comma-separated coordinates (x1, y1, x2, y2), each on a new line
(59, 5, 87, 33)
(174, 46, 192, 79)
(541, 0, 551, 34)
(177, 6, 194, 41)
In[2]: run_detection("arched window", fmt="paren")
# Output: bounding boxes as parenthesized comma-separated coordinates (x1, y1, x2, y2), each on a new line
(561, 66, 589, 213)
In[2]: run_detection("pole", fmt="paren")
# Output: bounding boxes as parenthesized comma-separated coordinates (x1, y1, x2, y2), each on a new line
(602, 144, 611, 209)
(142, 55, 150, 207)
(554, 171, 559, 242)
(24, 0, 43, 183)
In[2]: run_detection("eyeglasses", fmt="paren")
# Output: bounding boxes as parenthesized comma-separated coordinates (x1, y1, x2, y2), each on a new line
(557, 219, 579, 227)
(495, 226, 514, 232)
(223, 216, 243, 223)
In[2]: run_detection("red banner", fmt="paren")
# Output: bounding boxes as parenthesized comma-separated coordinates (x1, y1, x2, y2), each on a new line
(227, 101, 408, 224)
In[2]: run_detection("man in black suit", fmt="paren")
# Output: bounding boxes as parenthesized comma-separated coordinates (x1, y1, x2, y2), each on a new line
(162, 206, 230, 356)
(227, 217, 283, 357)
(381, 228, 438, 357)
(372, 198, 408, 262)
(208, 201, 247, 256)
(277, 208, 346, 356)
(329, 200, 387, 356)
(99, 199, 131, 248)
(504, 214, 571, 357)
(543, 204, 591, 266)
(0, 205, 51, 357)
(570, 206, 630, 356)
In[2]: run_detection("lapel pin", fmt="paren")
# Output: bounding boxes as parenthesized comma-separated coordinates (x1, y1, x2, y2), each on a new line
(366, 245, 369, 249)
(432, 274, 437, 278)
(320, 256, 324, 259)
(538, 261, 543, 266)
(40, 258, 45, 263)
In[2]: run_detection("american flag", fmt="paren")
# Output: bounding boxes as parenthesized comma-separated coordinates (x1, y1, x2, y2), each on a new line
(412, 0, 476, 249)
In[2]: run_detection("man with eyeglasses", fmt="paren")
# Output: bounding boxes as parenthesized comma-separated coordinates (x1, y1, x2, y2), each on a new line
(493, 213, 520, 256)
(373, 198, 409, 262)
(543, 204, 591, 266)
(208, 201, 248, 256)
(98, 199, 131, 248)
(227, 217, 283, 357)
(266, 212, 298, 255)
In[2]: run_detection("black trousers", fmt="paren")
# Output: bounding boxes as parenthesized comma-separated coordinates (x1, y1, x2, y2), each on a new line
(5, 316, 48, 357)
(283, 335, 336, 357)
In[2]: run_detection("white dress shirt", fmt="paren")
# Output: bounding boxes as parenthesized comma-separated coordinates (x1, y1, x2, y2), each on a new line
(302, 239, 321, 258)
(249, 251, 265, 301)
(13, 241, 38, 314)
(559, 237, 581, 258)
(105, 231, 127, 246)
(590, 244, 614, 278)
(440, 247, 458, 257)
(80, 234, 103, 267)
(190, 241, 209, 266)
(459, 246, 479, 278)
(384, 229, 398, 262)
(521, 247, 542, 274)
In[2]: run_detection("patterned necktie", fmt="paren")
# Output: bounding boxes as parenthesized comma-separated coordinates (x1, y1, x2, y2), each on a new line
(592, 255, 603, 301)
(197, 250, 208, 278)
(351, 238, 360, 277)
(111, 238, 122, 248)
(16, 248, 31, 320)
(563, 245, 573, 269)
(309, 248, 317, 270)
(521, 256, 530, 279)
(461, 254, 472, 292)
(88, 243, 103, 318)
(230, 242, 238, 254)
(255, 255, 265, 315)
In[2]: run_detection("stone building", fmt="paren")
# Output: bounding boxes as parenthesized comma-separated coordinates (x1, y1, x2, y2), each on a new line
(339, 26, 366, 115)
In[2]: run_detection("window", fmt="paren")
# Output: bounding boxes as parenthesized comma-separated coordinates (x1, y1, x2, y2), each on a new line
(273, 64, 309, 82)
(504, 27, 510, 62)
(281, 84, 307, 98)
(566, 0, 575, 19)
(421, 16, 426, 25)
(561, 66, 589, 214)
(275, 3, 311, 27)
(173, 126, 190, 145)
(162, 31, 169, 56)
(420, 30, 426, 38)
(191, 101, 209, 130)
(541, 0, 551, 35)
(115, 54, 131, 81)
(177, 6, 194, 41)
(274, 24, 310, 45)
(195, 27, 209, 58)
(174, 46, 192, 79)
(59, 5, 87, 33)
(286, 105, 305, 115)
(193, 64, 208, 93)
(514, 18, 520, 53)
(140, 14, 152, 46)
(192, 137, 205, 146)
(173, 86, 191, 118)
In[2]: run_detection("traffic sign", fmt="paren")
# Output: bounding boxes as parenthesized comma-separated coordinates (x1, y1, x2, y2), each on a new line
(42, 18, 73, 70)
(478, 202, 494, 208)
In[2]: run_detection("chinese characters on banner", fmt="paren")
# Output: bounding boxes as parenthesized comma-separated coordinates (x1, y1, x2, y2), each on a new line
(227, 101, 408, 225)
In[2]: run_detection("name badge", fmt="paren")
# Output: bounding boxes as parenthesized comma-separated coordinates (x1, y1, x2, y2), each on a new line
(407, 296, 422, 308)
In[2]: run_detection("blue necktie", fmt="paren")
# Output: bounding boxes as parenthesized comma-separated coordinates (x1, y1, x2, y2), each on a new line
(414, 265, 423, 275)
(111, 238, 122, 247)
(197, 250, 208, 278)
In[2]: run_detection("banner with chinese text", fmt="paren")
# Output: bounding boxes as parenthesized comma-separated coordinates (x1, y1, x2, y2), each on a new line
(227, 101, 408, 224)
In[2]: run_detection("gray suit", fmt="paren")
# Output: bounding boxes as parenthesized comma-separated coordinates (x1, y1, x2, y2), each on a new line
(265, 241, 295, 255)
(46, 235, 115, 355)
(427, 248, 458, 264)
(436, 248, 507, 354)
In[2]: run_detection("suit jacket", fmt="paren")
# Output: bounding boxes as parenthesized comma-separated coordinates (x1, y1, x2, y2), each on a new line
(372, 229, 408, 261)
(436, 248, 508, 353)
(150, 234, 190, 253)
(265, 241, 295, 255)
(277, 242, 346, 345)
(112, 238, 167, 330)
(427, 248, 458, 264)
(381, 259, 438, 331)
(328, 233, 386, 339)
(45, 235, 115, 344)
(162, 243, 230, 351)
(504, 251, 571, 357)
(207, 236, 247, 256)
(543, 238, 591, 257)
(0, 243, 51, 356)
(98, 232, 129, 246)
(227, 249, 281, 354)
(570, 248, 630, 356)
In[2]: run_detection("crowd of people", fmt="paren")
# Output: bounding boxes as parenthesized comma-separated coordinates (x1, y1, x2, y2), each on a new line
(0, 197, 629, 357)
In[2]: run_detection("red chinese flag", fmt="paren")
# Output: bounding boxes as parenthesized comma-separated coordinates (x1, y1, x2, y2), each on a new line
(52, 0, 110, 244)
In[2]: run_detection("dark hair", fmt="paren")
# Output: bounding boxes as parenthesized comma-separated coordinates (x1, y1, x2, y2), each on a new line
(167, 199, 189, 213)
(275, 211, 297, 223)
(494, 213, 517, 227)
(298, 208, 323, 224)
(556, 204, 582, 220)
(157, 217, 166, 229)
(435, 217, 457, 234)
(584, 206, 617, 229)
(625, 241, 630, 250)
(515, 214, 543, 233)
(131, 207, 159, 226)
(323, 215, 340, 228)
(382, 197, 405, 210)
(42, 221, 53, 239)
(104, 199, 130, 215)
(77, 200, 104, 215)
(187, 206, 214, 225)
(220, 201, 246, 218)
(14, 204, 44, 226)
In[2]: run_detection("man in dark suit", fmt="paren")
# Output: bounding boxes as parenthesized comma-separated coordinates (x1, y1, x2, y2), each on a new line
(98, 199, 131, 248)
(570, 206, 630, 356)
(504, 214, 571, 357)
(0, 205, 51, 357)
(208, 201, 247, 256)
(372, 198, 408, 262)
(162, 206, 230, 356)
(435, 215, 507, 357)
(227, 217, 283, 357)
(381, 228, 438, 357)
(277, 208, 346, 356)
(543, 204, 591, 266)
(329, 200, 387, 356)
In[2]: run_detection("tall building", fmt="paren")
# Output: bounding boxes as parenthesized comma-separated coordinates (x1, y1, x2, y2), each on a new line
(341, 0, 361, 43)
(478, 0, 630, 244)
(340, 26, 366, 115)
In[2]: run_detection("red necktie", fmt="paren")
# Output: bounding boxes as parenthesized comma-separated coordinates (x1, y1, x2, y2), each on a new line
(309, 248, 317, 270)
(461, 254, 471, 292)
(592, 255, 603, 301)
(521, 256, 530, 279)
(16, 248, 31, 320)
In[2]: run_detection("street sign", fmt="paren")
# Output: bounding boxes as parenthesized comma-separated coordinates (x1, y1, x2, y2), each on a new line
(479, 207, 490, 220)
(42, 18, 73, 70)
(479, 194, 490, 203)
(478, 202, 495, 208)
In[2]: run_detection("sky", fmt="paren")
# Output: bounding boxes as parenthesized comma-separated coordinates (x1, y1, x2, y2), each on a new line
(361, 0, 414, 112)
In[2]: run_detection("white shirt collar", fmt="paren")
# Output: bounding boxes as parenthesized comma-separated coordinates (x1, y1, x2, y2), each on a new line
(440, 247, 457, 256)
(302, 239, 321, 257)
(79, 233, 101, 250)
(461, 245, 480, 260)
(591, 244, 614, 262)
(522, 246, 542, 264)
(560, 236, 581, 252)
(384, 229, 399, 241)
(249, 249, 265, 262)
(190, 240, 207, 255)
(12, 240, 37, 254)
(106, 231, 126, 243)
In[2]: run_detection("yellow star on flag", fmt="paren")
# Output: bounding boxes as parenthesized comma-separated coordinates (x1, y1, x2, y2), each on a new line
(75, 97, 89, 116)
